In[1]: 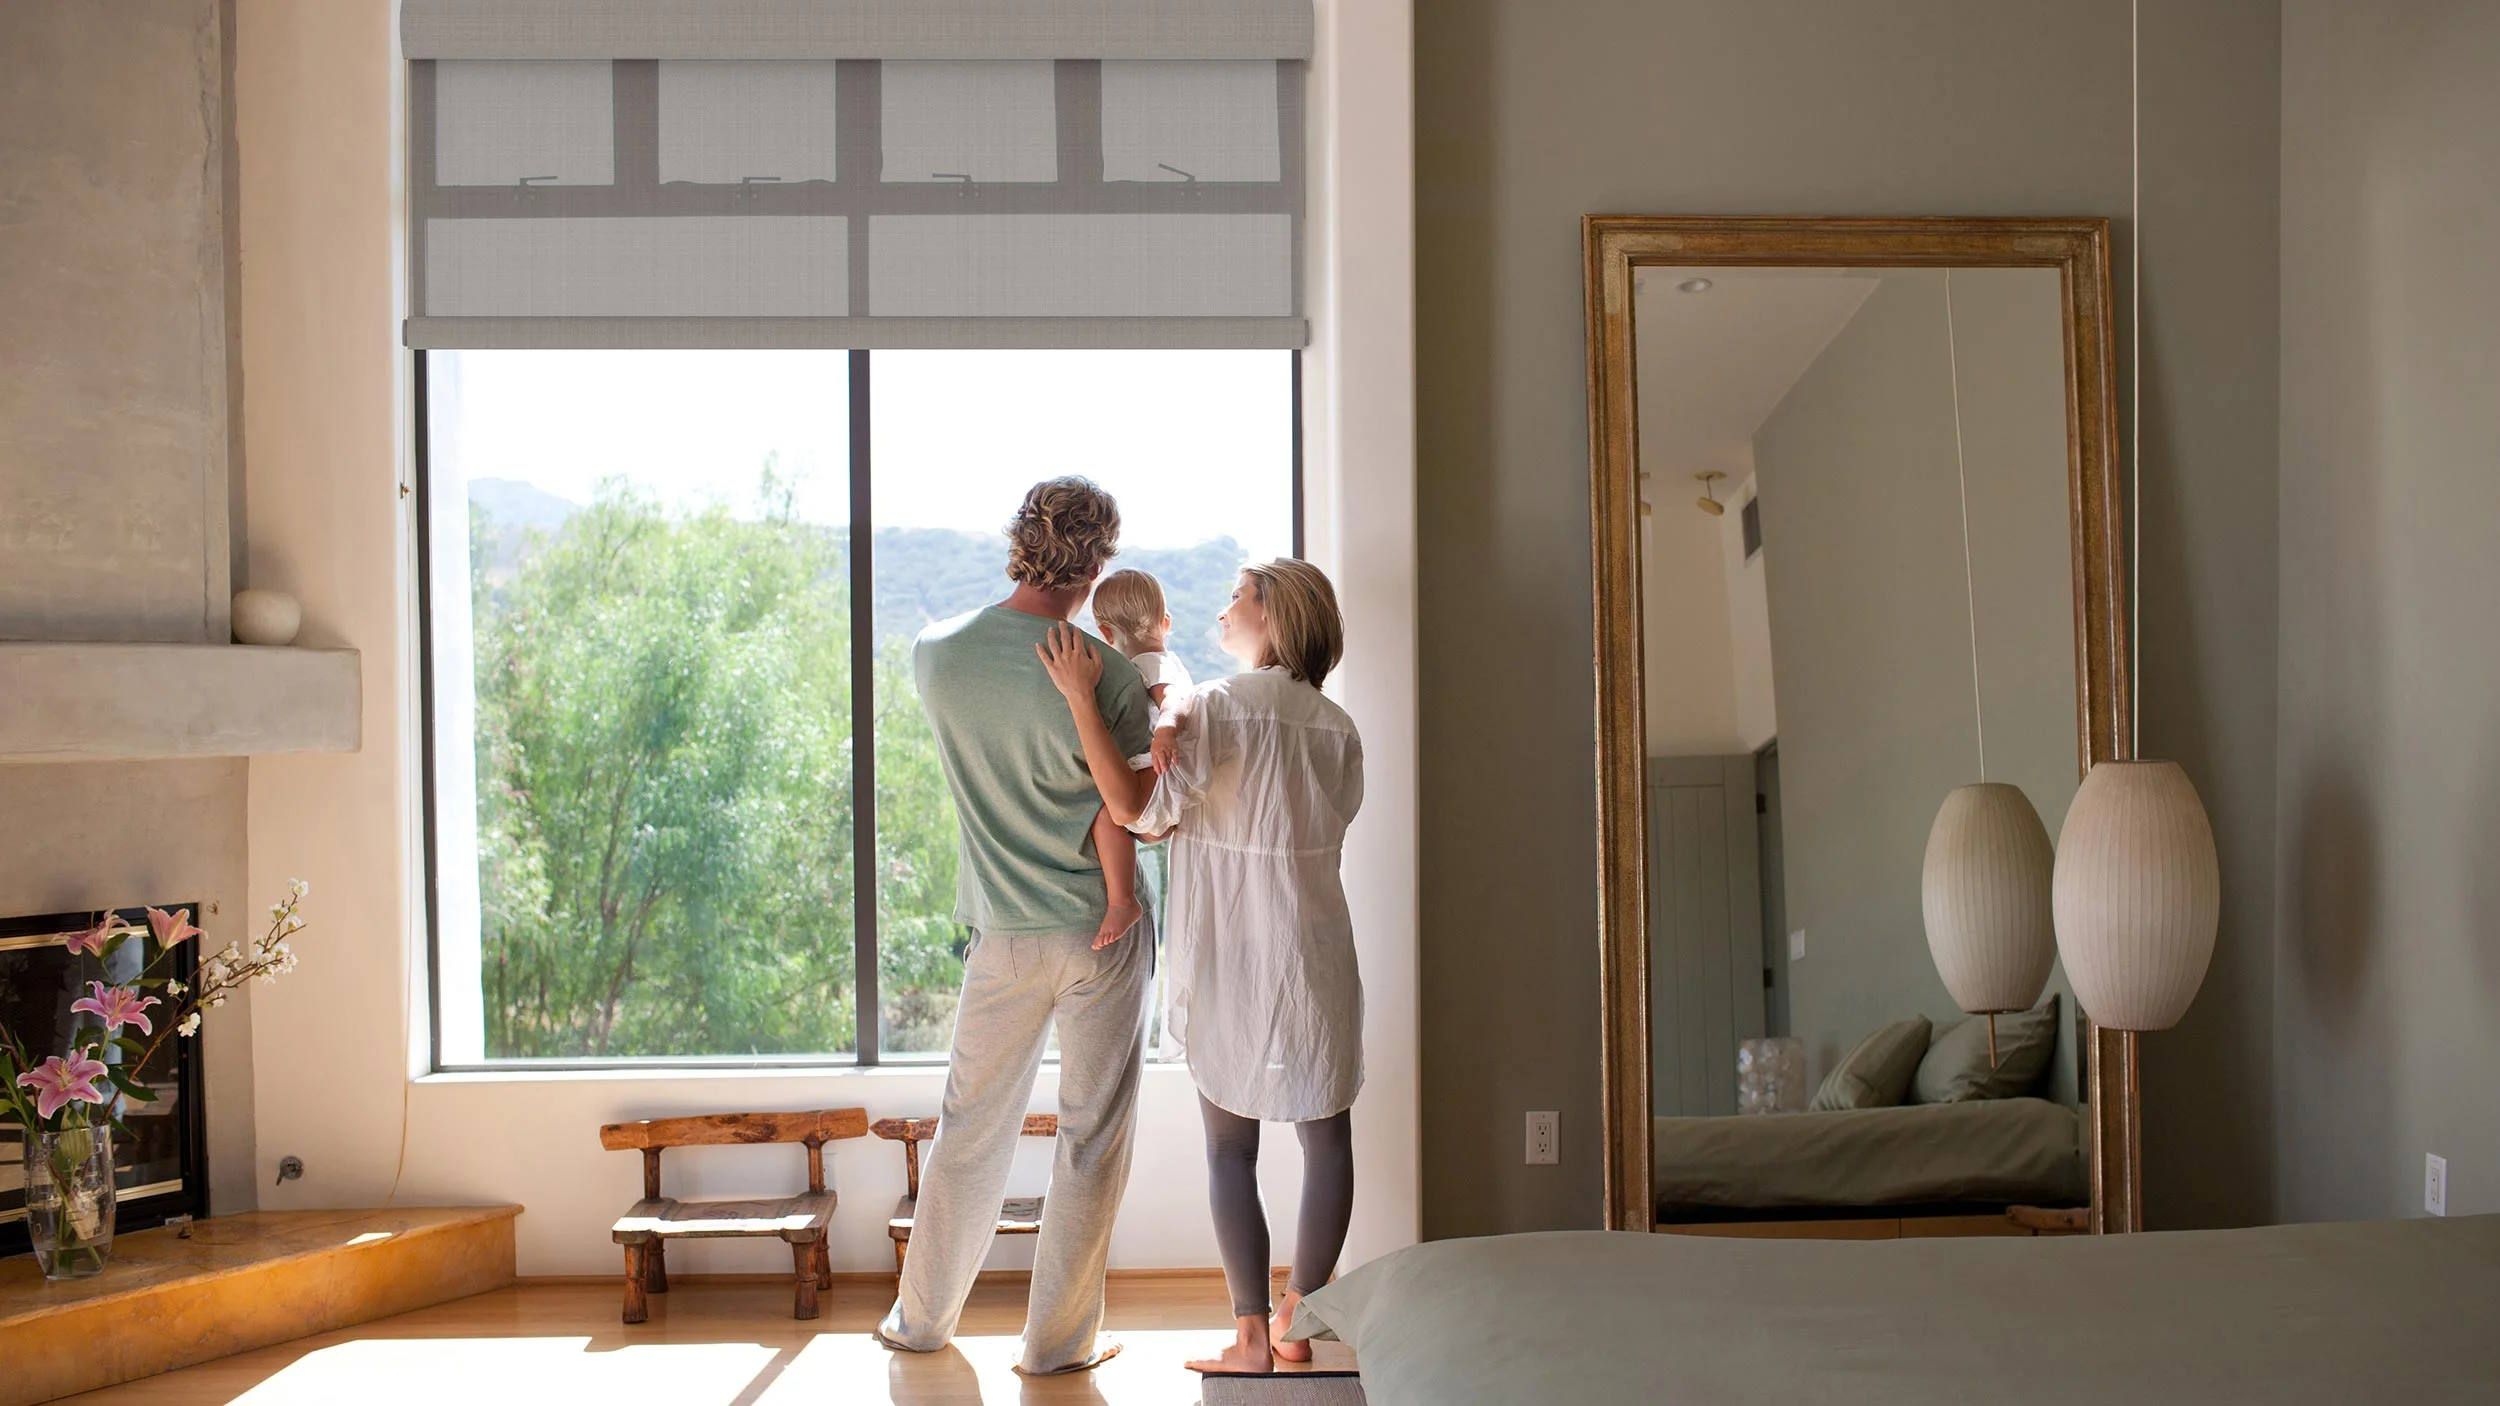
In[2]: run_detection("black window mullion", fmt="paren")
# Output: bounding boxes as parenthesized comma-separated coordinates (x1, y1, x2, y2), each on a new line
(415, 352, 447, 1071)
(850, 351, 879, 1064)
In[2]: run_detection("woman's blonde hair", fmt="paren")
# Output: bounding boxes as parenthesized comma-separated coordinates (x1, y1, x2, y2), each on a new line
(1240, 558, 1345, 689)
(1005, 477, 1121, 591)
(1091, 569, 1166, 655)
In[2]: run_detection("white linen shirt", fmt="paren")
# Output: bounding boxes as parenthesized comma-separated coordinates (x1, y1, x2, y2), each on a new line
(1131, 666, 1365, 1122)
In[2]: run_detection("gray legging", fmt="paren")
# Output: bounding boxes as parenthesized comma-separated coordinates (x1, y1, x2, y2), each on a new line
(1199, 1095, 1355, 1318)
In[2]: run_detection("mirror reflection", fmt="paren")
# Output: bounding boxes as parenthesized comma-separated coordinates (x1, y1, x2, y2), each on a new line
(1635, 264, 2089, 1231)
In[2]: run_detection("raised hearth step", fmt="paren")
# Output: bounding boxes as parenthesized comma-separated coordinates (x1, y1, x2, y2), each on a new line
(0, 1204, 518, 1405)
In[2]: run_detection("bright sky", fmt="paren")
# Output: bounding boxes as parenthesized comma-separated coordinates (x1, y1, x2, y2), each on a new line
(431, 349, 1296, 556)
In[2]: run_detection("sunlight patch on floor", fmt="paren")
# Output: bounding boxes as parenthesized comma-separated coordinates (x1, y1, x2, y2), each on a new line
(229, 1338, 782, 1405)
(213, 1330, 1297, 1404)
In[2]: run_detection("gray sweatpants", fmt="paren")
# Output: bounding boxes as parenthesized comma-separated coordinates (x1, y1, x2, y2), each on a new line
(878, 926, 1150, 1374)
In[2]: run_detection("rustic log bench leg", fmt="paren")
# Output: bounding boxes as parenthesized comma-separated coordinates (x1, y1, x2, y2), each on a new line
(814, 1239, 832, 1290)
(893, 1236, 908, 1281)
(647, 1241, 669, 1294)
(792, 1239, 820, 1320)
(622, 1243, 650, 1324)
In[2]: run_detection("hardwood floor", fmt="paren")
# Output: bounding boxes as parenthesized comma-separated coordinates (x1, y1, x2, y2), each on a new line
(67, 1271, 1354, 1404)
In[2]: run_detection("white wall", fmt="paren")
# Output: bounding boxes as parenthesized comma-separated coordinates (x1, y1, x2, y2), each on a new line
(233, 0, 1418, 1276)
(1637, 489, 1743, 758)
(1719, 465, 1777, 752)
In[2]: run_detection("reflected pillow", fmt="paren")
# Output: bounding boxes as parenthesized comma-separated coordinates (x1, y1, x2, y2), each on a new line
(1914, 995, 2059, 1104)
(1808, 1016, 1932, 1111)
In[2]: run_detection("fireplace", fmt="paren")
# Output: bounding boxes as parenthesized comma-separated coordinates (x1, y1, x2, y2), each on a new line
(0, 904, 209, 1258)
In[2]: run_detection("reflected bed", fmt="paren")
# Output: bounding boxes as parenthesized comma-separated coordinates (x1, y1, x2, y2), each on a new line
(1652, 1097, 2085, 1217)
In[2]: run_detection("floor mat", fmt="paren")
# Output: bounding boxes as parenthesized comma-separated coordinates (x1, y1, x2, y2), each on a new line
(1198, 1370, 1365, 1405)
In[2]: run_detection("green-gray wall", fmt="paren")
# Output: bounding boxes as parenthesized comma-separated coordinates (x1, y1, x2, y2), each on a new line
(1753, 271, 2079, 1098)
(2274, 0, 2500, 1221)
(1417, 0, 2282, 1236)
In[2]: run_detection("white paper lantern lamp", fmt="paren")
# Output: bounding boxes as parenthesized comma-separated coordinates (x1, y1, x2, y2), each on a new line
(1923, 782, 2056, 1007)
(1923, 783, 2056, 1063)
(1919, 273, 2058, 1058)
(2051, 759, 2220, 1032)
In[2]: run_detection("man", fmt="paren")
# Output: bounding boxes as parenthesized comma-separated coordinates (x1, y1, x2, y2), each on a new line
(877, 476, 1158, 1376)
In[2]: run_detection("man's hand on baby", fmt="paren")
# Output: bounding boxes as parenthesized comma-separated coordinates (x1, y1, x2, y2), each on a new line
(1035, 622, 1104, 702)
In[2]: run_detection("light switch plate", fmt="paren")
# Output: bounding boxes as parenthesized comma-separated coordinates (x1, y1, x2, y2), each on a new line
(2426, 1153, 2448, 1216)
(1526, 1111, 1558, 1166)
(1788, 929, 1807, 962)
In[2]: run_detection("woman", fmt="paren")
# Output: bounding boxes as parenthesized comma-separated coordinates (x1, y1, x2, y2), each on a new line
(1037, 558, 1365, 1375)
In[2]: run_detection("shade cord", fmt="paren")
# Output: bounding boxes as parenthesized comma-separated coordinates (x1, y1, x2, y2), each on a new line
(1944, 269, 1986, 783)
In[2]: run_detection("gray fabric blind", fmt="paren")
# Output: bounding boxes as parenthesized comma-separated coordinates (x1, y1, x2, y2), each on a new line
(402, 1, 1314, 61)
(404, 3, 1309, 350)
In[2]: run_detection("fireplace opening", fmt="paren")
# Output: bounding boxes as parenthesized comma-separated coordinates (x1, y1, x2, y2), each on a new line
(1, 904, 210, 1259)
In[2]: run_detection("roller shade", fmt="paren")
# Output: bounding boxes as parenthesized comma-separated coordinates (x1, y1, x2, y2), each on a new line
(403, 2, 1309, 350)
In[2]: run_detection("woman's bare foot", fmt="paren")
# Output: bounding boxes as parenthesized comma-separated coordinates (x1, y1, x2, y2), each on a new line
(1092, 898, 1142, 950)
(1185, 1315, 1274, 1374)
(1270, 1289, 1312, 1363)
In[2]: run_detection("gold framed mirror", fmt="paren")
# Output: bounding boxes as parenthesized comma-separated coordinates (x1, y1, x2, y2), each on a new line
(1584, 216, 2137, 1235)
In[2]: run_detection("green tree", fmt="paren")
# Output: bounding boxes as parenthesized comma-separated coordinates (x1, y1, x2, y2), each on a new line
(474, 480, 871, 1056)
(466, 475, 1246, 1060)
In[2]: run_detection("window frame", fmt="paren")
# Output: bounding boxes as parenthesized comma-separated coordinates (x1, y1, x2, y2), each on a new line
(414, 348, 1302, 1073)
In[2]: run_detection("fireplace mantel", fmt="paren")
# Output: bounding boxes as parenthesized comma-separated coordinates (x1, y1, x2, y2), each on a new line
(0, 643, 360, 764)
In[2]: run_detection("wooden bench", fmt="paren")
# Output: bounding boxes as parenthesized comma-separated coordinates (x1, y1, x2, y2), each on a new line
(598, 1107, 868, 1323)
(871, 1113, 1057, 1279)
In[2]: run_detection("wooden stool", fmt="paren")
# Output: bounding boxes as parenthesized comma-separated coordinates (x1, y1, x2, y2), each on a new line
(871, 1113, 1057, 1280)
(598, 1107, 868, 1323)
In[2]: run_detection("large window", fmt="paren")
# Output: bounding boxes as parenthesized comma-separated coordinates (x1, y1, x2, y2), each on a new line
(420, 350, 1297, 1067)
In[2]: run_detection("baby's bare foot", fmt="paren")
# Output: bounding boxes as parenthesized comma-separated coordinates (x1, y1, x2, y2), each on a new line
(1186, 1317, 1275, 1375)
(1270, 1290, 1312, 1363)
(1093, 898, 1142, 950)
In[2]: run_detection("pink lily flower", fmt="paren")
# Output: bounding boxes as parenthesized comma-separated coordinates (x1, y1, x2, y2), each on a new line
(146, 906, 203, 948)
(15, 1052, 111, 1121)
(63, 912, 118, 957)
(71, 981, 159, 1036)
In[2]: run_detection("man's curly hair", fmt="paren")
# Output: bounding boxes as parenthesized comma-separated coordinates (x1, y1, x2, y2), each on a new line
(1005, 477, 1121, 591)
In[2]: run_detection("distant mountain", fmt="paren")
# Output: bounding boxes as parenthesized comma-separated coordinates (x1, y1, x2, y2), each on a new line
(468, 479, 583, 583)
(871, 528, 1251, 686)
(470, 477, 581, 535)
(465, 478, 1252, 686)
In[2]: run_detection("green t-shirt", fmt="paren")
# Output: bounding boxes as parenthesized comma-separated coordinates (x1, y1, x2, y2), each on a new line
(913, 605, 1155, 936)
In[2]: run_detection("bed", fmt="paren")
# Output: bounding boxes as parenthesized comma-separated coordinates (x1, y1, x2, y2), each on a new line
(1651, 1096, 2086, 1217)
(1287, 1216, 2500, 1404)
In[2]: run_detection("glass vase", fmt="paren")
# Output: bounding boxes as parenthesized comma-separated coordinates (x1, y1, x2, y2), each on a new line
(1737, 1036, 1808, 1115)
(26, 1123, 116, 1279)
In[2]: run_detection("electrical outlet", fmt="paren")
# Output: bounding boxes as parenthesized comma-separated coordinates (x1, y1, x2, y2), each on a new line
(1788, 929, 1807, 962)
(2426, 1153, 2448, 1216)
(1526, 1111, 1559, 1166)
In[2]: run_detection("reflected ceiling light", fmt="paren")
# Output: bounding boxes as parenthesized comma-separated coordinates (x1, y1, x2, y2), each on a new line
(1677, 277, 1714, 294)
(1693, 471, 1726, 516)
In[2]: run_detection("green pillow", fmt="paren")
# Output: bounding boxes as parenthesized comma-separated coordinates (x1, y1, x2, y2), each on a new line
(1914, 995, 2059, 1104)
(1809, 1016, 1932, 1111)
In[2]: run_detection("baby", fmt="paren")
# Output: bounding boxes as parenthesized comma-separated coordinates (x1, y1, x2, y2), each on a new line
(1083, 569, 1195, 949)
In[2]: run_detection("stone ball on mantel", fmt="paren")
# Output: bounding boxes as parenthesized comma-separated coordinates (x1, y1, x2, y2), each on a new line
(231, 589, 303, 647)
